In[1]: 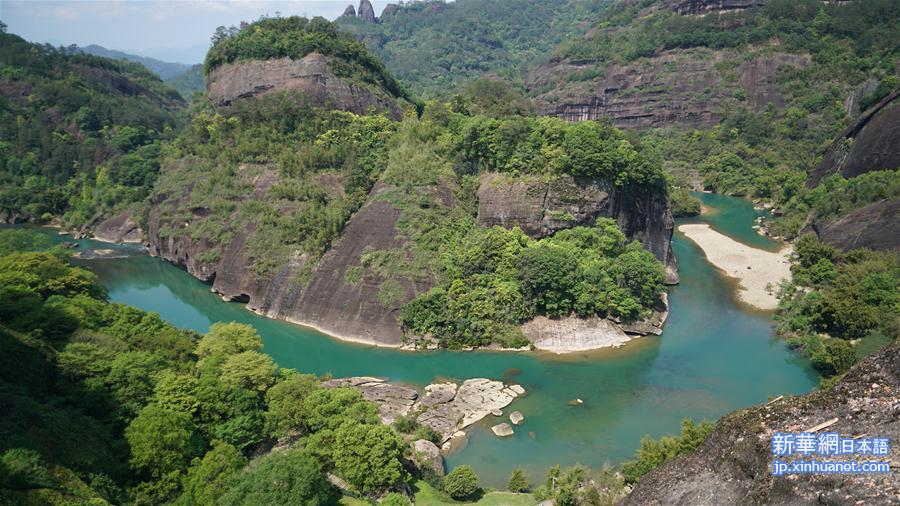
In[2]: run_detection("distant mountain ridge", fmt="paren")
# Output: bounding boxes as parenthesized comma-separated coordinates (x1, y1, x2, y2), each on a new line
(78, 44, 204, 99)
(78, 44, 192, 80)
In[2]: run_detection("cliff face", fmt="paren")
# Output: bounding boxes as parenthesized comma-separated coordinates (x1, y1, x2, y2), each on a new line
(807, 90, 900, 188)
(476, 172, 679, 284)
(147, 179, 431, 345)
(624, 340, 900, 504)
(660, 0, 767, 15)
(811, 199, 900, 253)
(529, 49, 809, 129)
(206, 53, 405, 119)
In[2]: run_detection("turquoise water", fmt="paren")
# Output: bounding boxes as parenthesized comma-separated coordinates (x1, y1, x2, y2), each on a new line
(32, 194, 816, 487)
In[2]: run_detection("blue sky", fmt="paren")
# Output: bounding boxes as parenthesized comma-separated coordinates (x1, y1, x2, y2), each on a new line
(0, 0, 389, 63)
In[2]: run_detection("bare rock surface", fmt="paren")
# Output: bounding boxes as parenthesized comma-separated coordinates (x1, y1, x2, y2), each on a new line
(207, 53, 404, 119)
(416, 378, 524, 442)
(92, 210, 141, 243)
(324, 377, 526, 445)
(812, 199, 900, 253)
(509, 411, 524, 425)
(529, 48, 809, 130)
(412, 439, 444, 476)
(492, 423, 514, 437)
(523, 316, 633, 353)
(807, 89, 900, 188)
(321, 377, 418, 424)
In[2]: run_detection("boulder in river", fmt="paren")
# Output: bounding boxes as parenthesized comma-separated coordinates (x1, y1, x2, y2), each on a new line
(492, 423, 515, 437)
(509, 411, 524, 425)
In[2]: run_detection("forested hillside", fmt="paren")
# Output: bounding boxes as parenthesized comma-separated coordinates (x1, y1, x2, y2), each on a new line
(0, 24, 186, 230)
(0, 232, 411, 504)
(335, 0, 613, 98)
(528, 0, 899, 239)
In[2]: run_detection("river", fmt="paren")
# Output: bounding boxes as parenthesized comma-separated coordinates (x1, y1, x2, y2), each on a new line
(38, 193, 816, 487)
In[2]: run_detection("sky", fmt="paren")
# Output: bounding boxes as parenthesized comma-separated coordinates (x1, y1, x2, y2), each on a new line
(0, 0, 390, 63)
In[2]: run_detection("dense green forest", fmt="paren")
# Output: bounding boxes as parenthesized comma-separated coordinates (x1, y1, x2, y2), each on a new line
(0, 232, 411, 504)
(776, 234, 899, 382)
(336, 0, 612, 97)
(0, 26, 186, 229)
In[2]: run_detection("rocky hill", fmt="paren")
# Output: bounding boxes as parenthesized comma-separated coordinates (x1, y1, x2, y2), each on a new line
(146, 16, 677, 348)
(528, 0, 894, 130)
(625, 340, 900, 504)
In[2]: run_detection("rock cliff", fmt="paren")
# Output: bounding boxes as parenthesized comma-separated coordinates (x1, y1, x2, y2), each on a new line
(476, 172, 679, 284)
(529, 49, 809, 129)
(624, 340, 900, 504)
(807, 89, 900, 188)
(147, 179, 429, 346)
(357, 0, 377, 23)
(660, 0, 767, 16)
(811, 199, 900, 253)
(206, 53, 405, 119)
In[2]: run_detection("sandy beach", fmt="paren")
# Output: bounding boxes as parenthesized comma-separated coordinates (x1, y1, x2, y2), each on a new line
(679, 223, 792, 310)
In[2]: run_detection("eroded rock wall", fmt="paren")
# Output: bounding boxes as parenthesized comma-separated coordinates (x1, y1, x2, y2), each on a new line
(807, 90, 900, 187)
(206, 53, 405, 119)
(529, 49, 809, 129)
(476, 172, 679, 283)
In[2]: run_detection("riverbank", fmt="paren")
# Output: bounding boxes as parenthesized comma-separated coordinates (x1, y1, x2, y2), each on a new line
(678, 223, 792, 310)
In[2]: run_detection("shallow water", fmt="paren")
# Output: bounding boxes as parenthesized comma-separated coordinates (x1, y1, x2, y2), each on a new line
(29, 194, 816, 487)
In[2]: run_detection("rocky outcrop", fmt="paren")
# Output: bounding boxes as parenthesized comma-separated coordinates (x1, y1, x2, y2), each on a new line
(92, 210, 141, 243)
(380, 3, 399, 20)
(411, 439, 444, 476)
(523, 316, 633, 353)
(624, 341, 900, 505)
(322, 377, 525, 446)
(811, 199, 900, 253)
(322, 376, 418, 424)
(807, 89, 900, 188)
(206, 53, 405, 119)
(529, 49, 809, 129)
(148, 179, 432, 346)
(341, 4, 356, 17)
(491, 423, 514, 437)
(476, 172, 679, 284)
(661, 0, 767, 15)
(358, 0, 377, 23)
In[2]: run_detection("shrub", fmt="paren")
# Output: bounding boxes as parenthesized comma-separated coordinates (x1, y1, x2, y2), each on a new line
(442, 465, 479, 500)
(507, 467, 530, 492)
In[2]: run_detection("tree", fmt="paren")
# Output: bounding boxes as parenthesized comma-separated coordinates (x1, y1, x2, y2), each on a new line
(302, 387, 379, 432)
(507, 467, 530, 492)
(264, 372, 320, 437)
(178, 441, 246, 506)
(443, 465, 479, 500)
(517, 244, 579, 317)
(196, 322, 262, 358)
(331, 423, 406, 494)
(125, 404, 203, 479)
(105, 351, 170, 417)
(220, 449, 337, 506)
(218, 351, 277, 392)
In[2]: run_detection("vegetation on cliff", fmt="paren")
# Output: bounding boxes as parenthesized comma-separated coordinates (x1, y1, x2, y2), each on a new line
(0, 27, 185, 228)
(0, 230, 411, 504)
(776, 234, 899, 380)
(205, 16, 410, 102)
